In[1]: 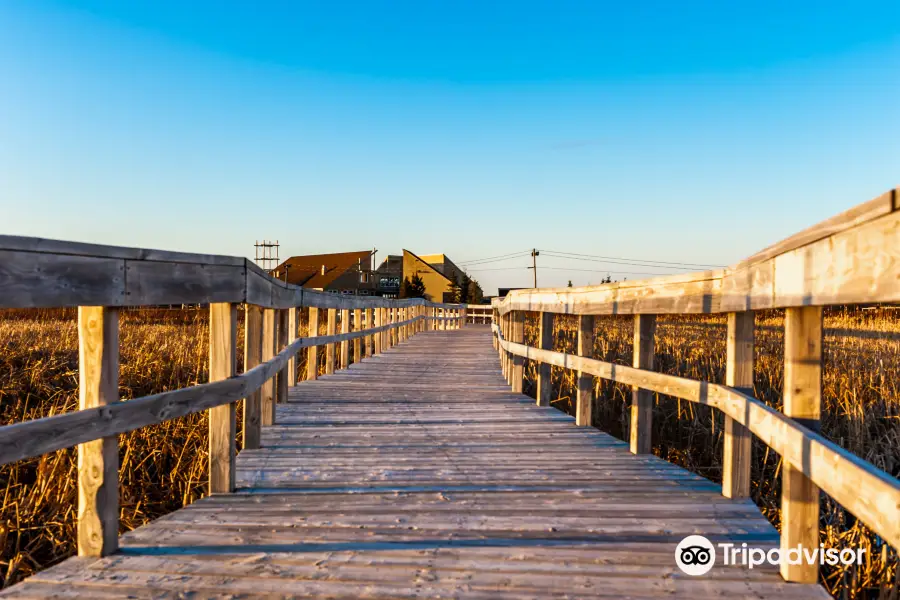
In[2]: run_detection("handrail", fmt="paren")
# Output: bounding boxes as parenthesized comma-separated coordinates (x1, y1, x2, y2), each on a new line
(488, 187, 900, 585)
(493, 323, 900, 551)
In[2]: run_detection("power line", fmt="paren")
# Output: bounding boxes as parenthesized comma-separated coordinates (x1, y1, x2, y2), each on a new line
(458, 250, 531, 266)
(541, 250, 724, 269)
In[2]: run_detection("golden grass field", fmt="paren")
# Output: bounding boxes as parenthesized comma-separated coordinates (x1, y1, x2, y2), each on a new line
(1, 306, 898, 598)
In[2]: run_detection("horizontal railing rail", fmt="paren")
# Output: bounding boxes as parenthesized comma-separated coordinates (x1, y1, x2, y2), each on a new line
(0, 235, 469, 558)
(491, 187, 899, 585)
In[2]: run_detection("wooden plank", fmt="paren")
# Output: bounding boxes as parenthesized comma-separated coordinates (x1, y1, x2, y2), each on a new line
(630, 315, 656, 455)
(722, 311, 753, 499)
(510, 311, 524, 393)
(0, 251, 125, 308)
(287, 307, 298, 385)
(537, 312, 553, 407)
(340, 309, 350, 369)
(325, 308, 337, 375)
(780, 306, 822, 583)
(76, 306, 119, 558)
(125, 261, 245, 306)
(576, 315, 595, 427)
(353, 309, 362, 363)
(261, 308, 277, 424)
(307, 307, 319, 381)
(276, 308, 289, 411)
(208, 302, 237, 495)
(242, 304, 263, 450)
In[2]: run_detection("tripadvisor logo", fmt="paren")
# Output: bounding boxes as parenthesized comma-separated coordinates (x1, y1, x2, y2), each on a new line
(675, 535, 716, 576)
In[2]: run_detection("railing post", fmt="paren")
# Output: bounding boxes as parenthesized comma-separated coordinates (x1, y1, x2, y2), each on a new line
(537, 312, 553, 406)
(209, 302, 237, 494)
(630, 314, 656, 454)
(276, 308, 289, 408)
(340, 308, 350, 369)
(306, 307, 319, 381)
(501, 313, 508, 379)
(576, 315, 595, 426)
(243, 304, 263, 450)
(390, 307, 397, 347)
(781, 306, 823, 583)
(326, 308, 337, 374)
(353, 308, 362, 363)
(723, 311, 754, 498)
(374, 307, 383, 354)
(510, 310, 524, 393)
(77, 306, 119, 557)
(287, 307, 298, 386)
(365, 308, 374, 356)
(399, 307, 406, 342)
(262, 308, 277, 423)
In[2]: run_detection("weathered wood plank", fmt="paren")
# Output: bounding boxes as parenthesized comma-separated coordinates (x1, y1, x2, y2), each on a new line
(723, 311, 753, 499)
(76, 306, 119, 557)
(261, 308, 277, 425)
(576, 315, 595, 427)
(340, 309, 350, 369)
(242, 304, 263, 450)
(630, 315, 656, 455)
(307, 307, 319, 381)
(536, 312, 553, 407)
(208, 302, 237, 494)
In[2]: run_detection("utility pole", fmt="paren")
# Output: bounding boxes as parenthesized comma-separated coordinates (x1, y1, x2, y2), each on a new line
(528, 249, 539, 288)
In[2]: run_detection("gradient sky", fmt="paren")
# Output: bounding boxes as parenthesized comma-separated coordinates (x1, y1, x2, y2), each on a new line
(2, 1, 898, 294)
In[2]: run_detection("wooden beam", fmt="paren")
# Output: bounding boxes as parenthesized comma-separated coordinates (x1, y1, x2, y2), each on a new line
(208, 302, 237, 494)
(325, 308, 336, 374)
(242, 304, 263, 450)
(353, 309, 362, 363)
(576, 315, 595, 426)
(276, 308, 289, 410)
(306, 307, 319, 381)
(723, 311, 754, 499)
(77, 306, 119, 557)
(780, 306, 823, 583)
(510, 311, 524, 393)
(536, 312, 553, 407)
(340, 309, 350, 369)
(261, 308, 276, 424)
(630, 314, 656, 455)
(286, 307, 298, 385)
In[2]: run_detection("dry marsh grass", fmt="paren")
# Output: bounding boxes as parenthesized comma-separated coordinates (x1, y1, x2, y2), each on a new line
(522, 307, 900, 598)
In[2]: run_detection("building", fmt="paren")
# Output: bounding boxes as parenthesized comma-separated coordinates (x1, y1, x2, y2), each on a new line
(375, 250, 483, 302)
(270, 251, 376, 295)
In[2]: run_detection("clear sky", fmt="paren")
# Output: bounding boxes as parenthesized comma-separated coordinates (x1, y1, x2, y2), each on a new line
(2, 1, 898, 294)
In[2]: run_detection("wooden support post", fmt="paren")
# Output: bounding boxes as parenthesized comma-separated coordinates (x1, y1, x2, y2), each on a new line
(537, 311, 553, 406)
(780, 306, 823, 583)
(326, 308, 336, 374)
(366, 308, 374, 356)
(243, 304, 263, 450)
(276, 308, 289, 409)
(389, 308, 396, 347)
(77, 306, 119, 557)
(576, 315, 595, 426)
(374, 307, 383, 354)
(306, 307, 319, 381)
(510, 311, 524, 393)
(287, 307, 298, 385)
(398, 307, 406, 343)
(501, 313, 508, 379)
(630, 314, 656, 455)
(340, 309, 350, 369)
(209, 302, 237, 494)
(353, 309, 362, 363)
(262, 308, 276, 424)
(723, 311, 754, 499)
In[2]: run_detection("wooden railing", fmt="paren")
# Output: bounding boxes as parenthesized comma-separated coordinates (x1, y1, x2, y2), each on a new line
(492, 187, 899, 584)
(0, 235, 466, 558)
(464, 304, 492, 324)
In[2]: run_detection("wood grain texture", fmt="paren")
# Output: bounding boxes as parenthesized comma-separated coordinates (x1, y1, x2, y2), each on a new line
(576, 315, 595, 427)
(723, 311, 753, 499)
(307, 307, 319, 381)
(276, 309, 289, 413)
(208, 303, 237, 495)
(76, 306, 119, 558)
(353, 309, 362, 363)
(630, 315, 656, 455)
(780, 306, 822, 584)
(287, 307, 298, 386)
(242, 305, 263, 450)
(537, 312, 553, 407)
(326, 309, 337, 375)
(262, 308, 277, 424)
(340, 309, 351, 369)
(3, 328, 829, 599)
(509, 312, 525, 393)
(365, 308, 374, 357)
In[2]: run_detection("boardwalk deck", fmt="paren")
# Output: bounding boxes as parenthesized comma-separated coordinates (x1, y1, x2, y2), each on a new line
(2, 327, 829, 599)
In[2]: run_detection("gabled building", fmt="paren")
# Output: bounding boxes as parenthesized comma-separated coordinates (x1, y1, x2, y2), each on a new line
(374, 250, 483, 302)
(271, 251, 376, 295)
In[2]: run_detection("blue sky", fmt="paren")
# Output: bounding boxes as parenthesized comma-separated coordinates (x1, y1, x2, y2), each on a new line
(2, 1, 898, 294)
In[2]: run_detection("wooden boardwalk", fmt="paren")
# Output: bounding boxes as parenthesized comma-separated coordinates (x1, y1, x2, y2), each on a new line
(2, 327, 829, 599)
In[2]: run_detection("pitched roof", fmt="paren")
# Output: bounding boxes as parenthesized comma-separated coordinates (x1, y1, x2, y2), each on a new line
(402, 249, 452, 283)
(273, 251, 372, 289)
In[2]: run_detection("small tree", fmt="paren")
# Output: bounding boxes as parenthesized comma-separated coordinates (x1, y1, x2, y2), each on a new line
(447, 277, 462, 303)
(459, 273, 471, 304)
(408, 274, 426, 298)
(567, 280, 573, 287)
(601, 274, 613, 284)
(467, 278, 483, 304)
(399, 277, 412, 298)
